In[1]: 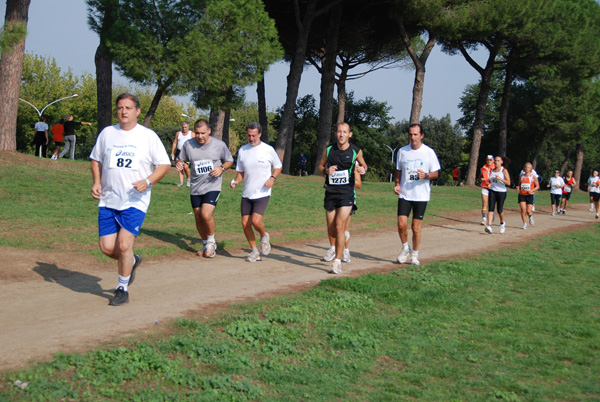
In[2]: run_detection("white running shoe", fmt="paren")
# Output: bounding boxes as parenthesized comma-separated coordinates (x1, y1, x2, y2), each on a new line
(522, 223, 528, 230)
(532, 204, 536, 212)
(596, 213, 599, 219)
(186, 178, 191, 187)
(590, 207, 595, 212)
(397, 248, 410, 263)
(323, 247, 336, 262)
(204, 241, 217, 258)
(528, 215, 535, 225)
(342, 249, 351, 263)
(330, 260, 342, 274)
(481, 217, 486, 226)
(411, 253, 420, 266)
(551, 212, 556, 216)
(247, 249, 261, 262)
(499, 222, 505, 234)
(485, 225, 493, 234)
(260, 232, 271, 256)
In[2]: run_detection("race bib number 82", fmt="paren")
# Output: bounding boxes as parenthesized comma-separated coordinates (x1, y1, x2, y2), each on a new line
(109, 148, 139, 170)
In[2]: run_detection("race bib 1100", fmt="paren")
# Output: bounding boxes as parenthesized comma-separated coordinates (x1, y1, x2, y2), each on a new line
(194, 159, 214, 175)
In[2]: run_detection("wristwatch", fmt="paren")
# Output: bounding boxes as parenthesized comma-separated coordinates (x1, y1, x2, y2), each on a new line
(146, 178, 152, 188)
(425, 173, 429, 179)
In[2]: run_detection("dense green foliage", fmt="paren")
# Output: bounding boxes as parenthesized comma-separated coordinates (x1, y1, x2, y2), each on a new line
(1, 224, 598, 400)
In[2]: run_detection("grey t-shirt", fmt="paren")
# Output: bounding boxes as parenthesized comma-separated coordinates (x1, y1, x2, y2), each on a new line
(179, 137, 233, 195)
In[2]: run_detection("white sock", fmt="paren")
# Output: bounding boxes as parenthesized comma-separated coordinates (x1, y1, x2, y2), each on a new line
(117, 275, 130, 292)
(330, 246, 336, 251)
(207, 234, 215, 243)
(261, 235, 269, 242)
(411, 250, 419, 256)
(402, 242, 409, 250)
(334, 258, 341, 263)
(343, 248, 349, 253)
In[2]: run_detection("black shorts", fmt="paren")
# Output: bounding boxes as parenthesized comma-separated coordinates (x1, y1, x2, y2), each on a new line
(191, 191, 220, 208)
(518, 194, 534, 205)
(550, 193, 562, 205)
(324, 192, 354, 211)
(241, 196, 270, 216)
(592, 193, 600, 202)
(488, 190, 507, 214)
(54, 141, 64, 147)
(562, 192, 571, 201)
(397, 198, 428, 220)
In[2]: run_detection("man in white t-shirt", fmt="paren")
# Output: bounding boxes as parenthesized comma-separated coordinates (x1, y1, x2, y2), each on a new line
(230, 122, 282, 262)
(90, 93, 171, 306)
(394, 123, 441, 266)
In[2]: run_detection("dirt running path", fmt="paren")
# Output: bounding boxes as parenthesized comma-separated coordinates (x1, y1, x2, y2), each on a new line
(0, 204, 595, 370)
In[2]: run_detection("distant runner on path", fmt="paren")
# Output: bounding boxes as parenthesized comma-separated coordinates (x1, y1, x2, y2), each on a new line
(485, 156, 511, 235)
(518, 162, 539, 230)
(90, 93, 171, 306)
(176, 119, 233, 258)
(479, 155, 495, 225)
(559, 170, 576, 215)
(394, 123, 441, 266)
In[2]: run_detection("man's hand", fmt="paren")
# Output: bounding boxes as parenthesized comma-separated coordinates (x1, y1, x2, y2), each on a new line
(210, 166, 224, 178)
(91, 183, 102, 200)
(132, 179, 150, 193)
(394, 184, 400, 196)
(175, 160, 185, 171)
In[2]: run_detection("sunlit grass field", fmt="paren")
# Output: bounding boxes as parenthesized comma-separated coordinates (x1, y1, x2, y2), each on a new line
(1, 223, 598, 401)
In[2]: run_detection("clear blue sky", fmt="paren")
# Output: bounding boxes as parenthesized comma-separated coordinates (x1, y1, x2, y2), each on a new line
(2, 1, 486, 124)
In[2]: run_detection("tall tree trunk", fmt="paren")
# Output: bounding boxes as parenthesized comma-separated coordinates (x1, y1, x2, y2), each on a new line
(275, 0, 342, 174)
(142, 78, 173, 127)
(574, 141, 584, 191)
(398, 24, 436, 124)
(0, 0, 31, 151)
(209, 108, 225, 140)
(94, 45, 113, 134)
(314, 3, 343, 175)
(223, 109, 230, 146)
(461, 39, 501, 186)
(257, 75, 269, 143)
(498, 63, 512, 156)
(336, 69, 347, 125)
(559, 149, 571, 175)
(531, 131, 546, 170)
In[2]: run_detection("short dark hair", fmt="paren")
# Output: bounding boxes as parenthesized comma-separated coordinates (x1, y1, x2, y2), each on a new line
(246, 121, 262, 134)
(116, 93, 140, 109)
(194, 119, 210, 129)
(337, 122, 351, 132)
(409, 123, 423, 134)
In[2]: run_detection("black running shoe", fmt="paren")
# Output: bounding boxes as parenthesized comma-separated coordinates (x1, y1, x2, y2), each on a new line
(129, 254, 142, 286)
(109, 286, 129, 306)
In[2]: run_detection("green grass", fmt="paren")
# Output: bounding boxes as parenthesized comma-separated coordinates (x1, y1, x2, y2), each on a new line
(1, 225, 598, 401)
(0, 152, 590, 258)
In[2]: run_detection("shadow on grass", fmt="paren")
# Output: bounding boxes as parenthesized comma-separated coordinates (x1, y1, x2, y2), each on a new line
(33, 262, 113, 301)
(141, 229, 199, 253)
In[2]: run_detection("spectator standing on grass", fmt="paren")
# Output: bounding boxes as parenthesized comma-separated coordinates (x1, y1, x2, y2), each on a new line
(32, 115, 49, 158)
(318, 123, 367, 274)
(59, 114, 92, 160)
(171, 121, 193, 187)
(176, 119, 233, 258)
(559, 170, 576, 215)
(518, 162, 539, 230)
(588, 170, 600, 219)
(50, 119, 65, 160)
(485, 156, 511, 235)
(90, 93, 171, 306)
(230, 122, 282, 262)
(479, 155, 495, 225)
(298, 152, 308, 176)
(547, 170, 565, 216)
(395, 123, 441, 266)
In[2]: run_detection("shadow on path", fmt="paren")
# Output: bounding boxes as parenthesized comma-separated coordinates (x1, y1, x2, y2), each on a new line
(33, 262, 113, 301)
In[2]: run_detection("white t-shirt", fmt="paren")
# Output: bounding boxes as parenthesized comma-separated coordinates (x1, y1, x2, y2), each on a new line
(34, 121, 48, 131)
(235, 142, 282, 200)
(588, 176, 600, 193)
(396, 143, 441, 202)
(489, 167, 508, 192)
(549, 176, 565, 195)
(176, 131, 193, 151)
(89, 123, 170, 212)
